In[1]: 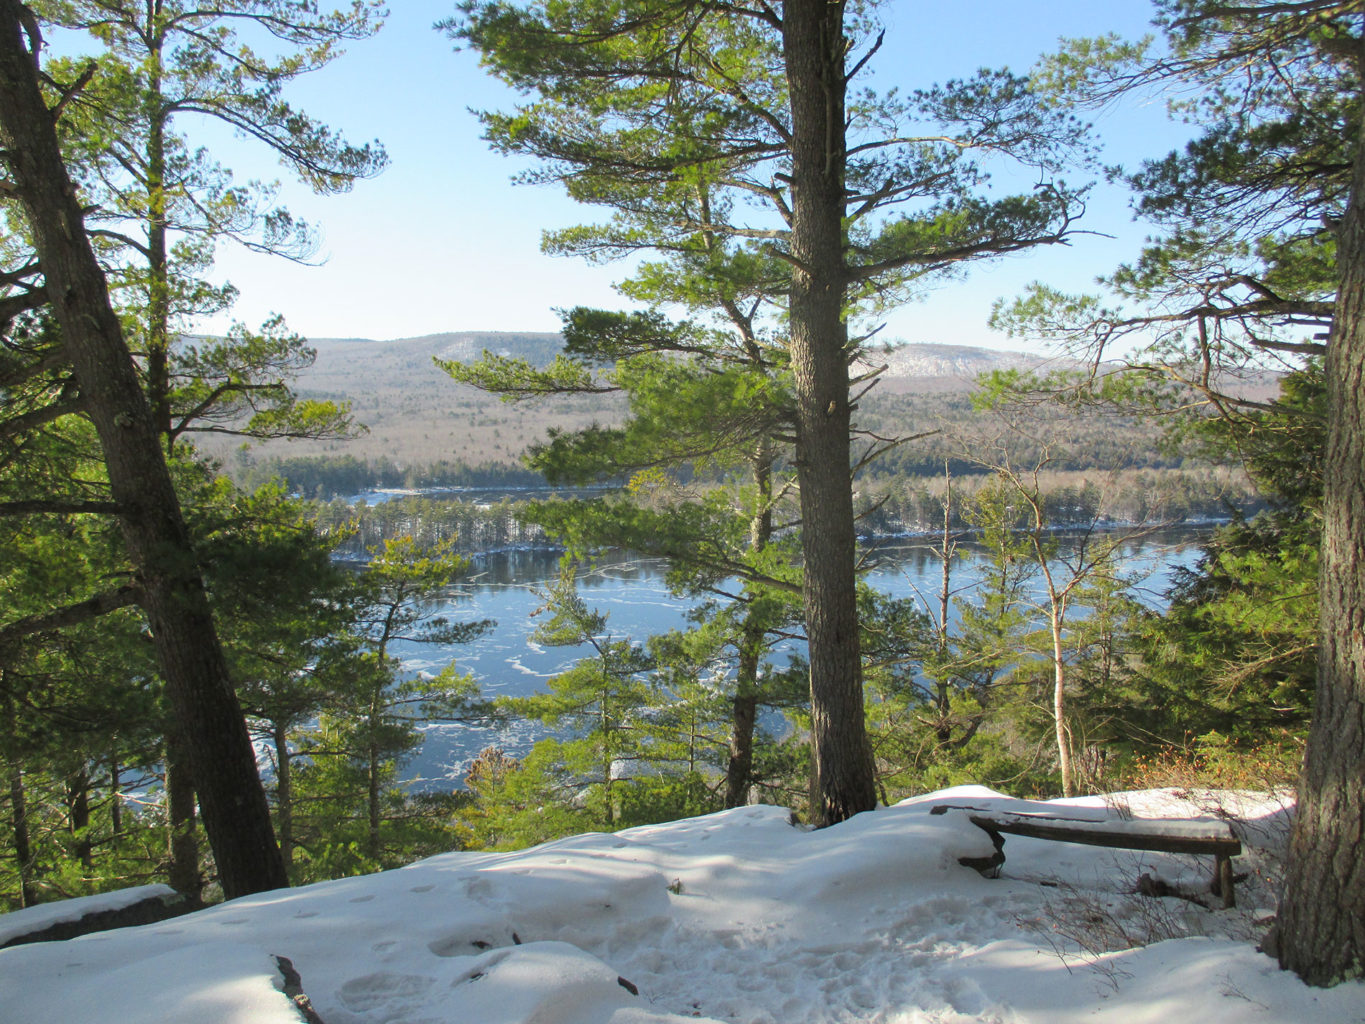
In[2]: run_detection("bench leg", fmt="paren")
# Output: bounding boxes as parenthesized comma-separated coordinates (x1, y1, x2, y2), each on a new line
(959, 827, 1006, 878)
(1213, 854, 1235, 909)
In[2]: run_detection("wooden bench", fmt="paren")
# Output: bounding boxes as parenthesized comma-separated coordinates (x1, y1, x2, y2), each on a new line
(930, 804, 1243, 908)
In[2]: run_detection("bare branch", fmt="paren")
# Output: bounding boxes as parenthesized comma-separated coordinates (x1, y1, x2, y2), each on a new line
(0, 585, 143, 650)
(0, 499, 119, 516)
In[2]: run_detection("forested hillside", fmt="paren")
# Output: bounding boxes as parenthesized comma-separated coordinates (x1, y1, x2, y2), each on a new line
(210, 331, 1270, 496)
(1, 0, 1362, 998)
(205, 333, 1081, 472)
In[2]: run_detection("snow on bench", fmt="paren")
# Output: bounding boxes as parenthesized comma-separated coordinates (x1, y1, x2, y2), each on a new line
(0, 884, 188, 948)
(929, 803, 1243, 908)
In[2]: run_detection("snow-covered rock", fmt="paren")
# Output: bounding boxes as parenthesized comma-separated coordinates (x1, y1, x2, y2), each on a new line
(1, 789, 1358, 1024)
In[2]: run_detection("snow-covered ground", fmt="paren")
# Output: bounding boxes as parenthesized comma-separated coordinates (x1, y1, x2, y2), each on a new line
(2, 786, 1361, 1024)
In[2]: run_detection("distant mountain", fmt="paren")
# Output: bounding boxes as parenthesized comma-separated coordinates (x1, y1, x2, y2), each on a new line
(198, 332, 1095, 472)
(312, 331, 563, 358)
(304, 332, 1054, 386)
(869, 342, 1054, 378)
(852, 342, 1071, 395)
(194, 329, 1280, 494)
(424, 332, 565, 366)
(301, 331, 564, 392)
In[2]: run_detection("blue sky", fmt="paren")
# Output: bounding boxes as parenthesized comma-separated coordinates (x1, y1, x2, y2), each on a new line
(184, 1, 1186, 350)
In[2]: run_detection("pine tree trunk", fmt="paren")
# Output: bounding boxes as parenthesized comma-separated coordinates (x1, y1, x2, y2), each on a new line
(934, 477, 953, 742)
(602, 696, 617, 826)
(66, 769, 93, 870)
(725, 685, 759, 808)
(165, 732, 201, 902)
(7, 762, 36, 907)
(782, 0, 876, 826)
(367, 740, 381, 863)
(274, 723, 294, 870)
(144, 27, 173, 442)
(110, 763, 122, 837)
(0, 6, 287, 899)
(1277, 55, 1365, 985)
(2, 683, 37, 906)
(725, 449, 775, 808)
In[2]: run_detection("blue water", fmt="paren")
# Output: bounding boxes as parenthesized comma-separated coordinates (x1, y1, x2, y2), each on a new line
(390, 529, 1209, 788)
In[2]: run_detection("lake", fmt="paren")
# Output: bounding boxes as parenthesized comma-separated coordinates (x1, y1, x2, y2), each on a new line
(389, 527, 1211, 788)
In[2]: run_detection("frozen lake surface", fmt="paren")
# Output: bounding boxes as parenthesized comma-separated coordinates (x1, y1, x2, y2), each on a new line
(390, 529, 1209, 787)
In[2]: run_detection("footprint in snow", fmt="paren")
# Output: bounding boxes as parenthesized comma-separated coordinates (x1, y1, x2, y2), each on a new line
(832, 951, 859, 971)
(429, 935, 506, 958)
(337, 971, 434, 1013)
(463, 877, 494, 898)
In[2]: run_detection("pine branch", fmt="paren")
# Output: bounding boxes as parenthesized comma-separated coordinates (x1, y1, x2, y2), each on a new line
(0, 584, 143, 649)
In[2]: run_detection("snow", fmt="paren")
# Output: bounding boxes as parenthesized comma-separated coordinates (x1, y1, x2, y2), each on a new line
(1, 787, 1360, 1024)
(0, 884, 176, 948)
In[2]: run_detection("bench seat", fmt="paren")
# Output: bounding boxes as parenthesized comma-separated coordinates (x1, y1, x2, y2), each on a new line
(929, 803, 1243, 908)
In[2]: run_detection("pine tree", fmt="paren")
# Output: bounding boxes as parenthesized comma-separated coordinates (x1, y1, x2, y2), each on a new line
(2, 0, 388, 897)
(446, 304, 803, 807)
(0, 1, 287, 896)
(34, 0, 385, 449)
(449, 0, 1089, 822)
(1129, 365, 1323, 749)
(992, 0, 1365, 982)
(330, 536, 489, 866)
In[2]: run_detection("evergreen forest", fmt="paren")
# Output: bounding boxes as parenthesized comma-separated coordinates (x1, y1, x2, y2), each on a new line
(0, 0, 1362, 987)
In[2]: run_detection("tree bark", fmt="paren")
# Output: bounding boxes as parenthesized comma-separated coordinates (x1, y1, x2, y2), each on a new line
(165, 731, 201, 902)
(725, 683, 759, 808)
(0, 2, 287, 899)
(782, 0, 876, 826)
(367, 738, 382, 862)
(110, 763, 122, 836)
(1049, 604, 1074, 799)
(66, 768, 93, 869)
(1025, 493, 1075, 798)
(274, 722, 294, 871)
(934, 473, 953, 742)
(724, 447, 776, 808)
(2, 682, 38, 906)
(144, 21, 174, 442)
(1277, 44, 1365, 984)
(7, 763, 37, 907)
